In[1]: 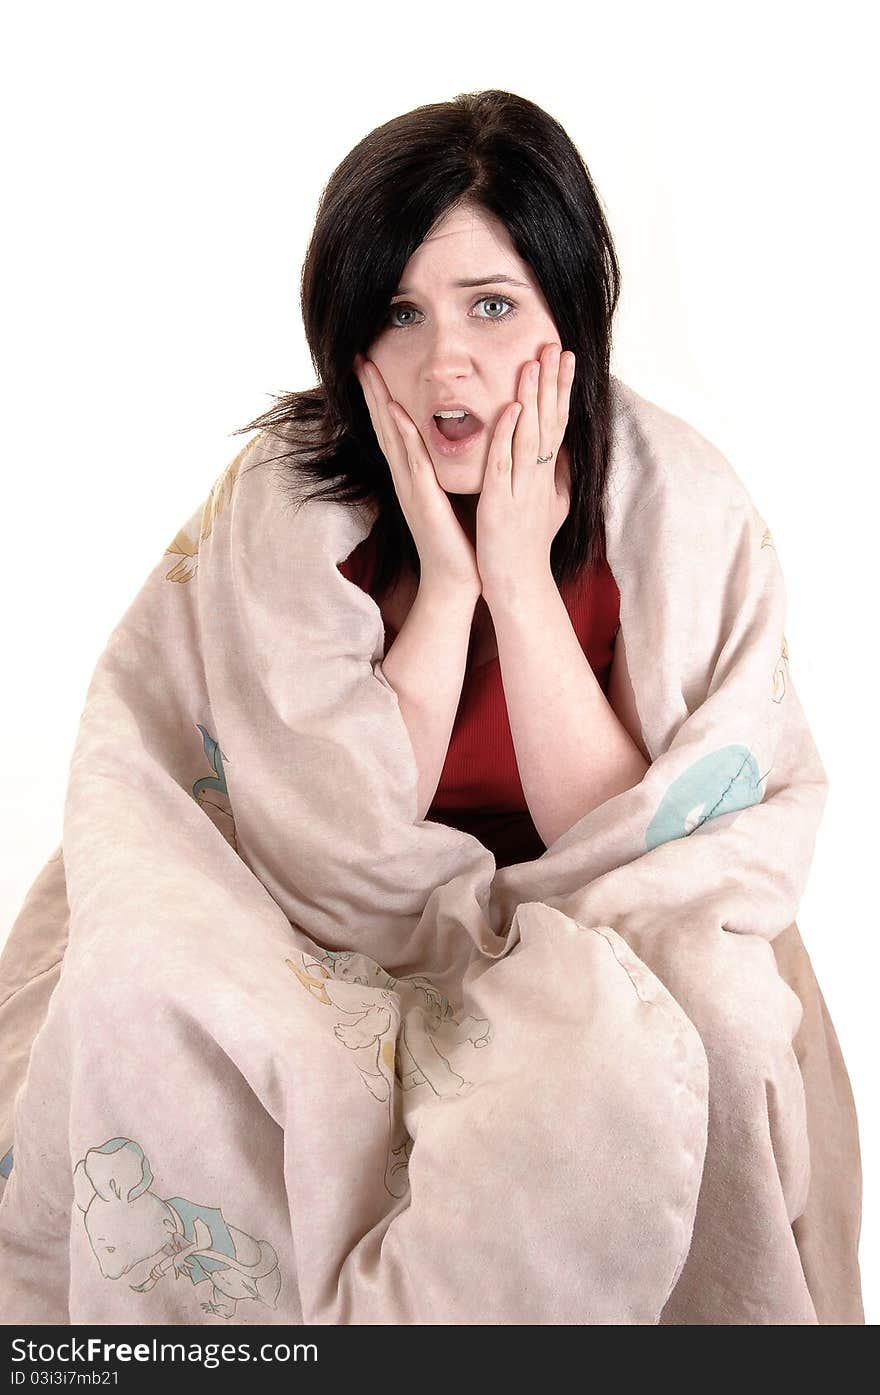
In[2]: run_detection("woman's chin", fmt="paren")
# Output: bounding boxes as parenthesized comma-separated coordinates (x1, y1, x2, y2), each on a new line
(431, 452, 486, 494)
(443, 483, 483, 498)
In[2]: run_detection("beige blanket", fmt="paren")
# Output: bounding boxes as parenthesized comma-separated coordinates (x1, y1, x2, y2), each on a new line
(0, 378, 864, 1324)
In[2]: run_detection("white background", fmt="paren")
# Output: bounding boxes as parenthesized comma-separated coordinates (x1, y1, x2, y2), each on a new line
(2, 0, 876, 1321)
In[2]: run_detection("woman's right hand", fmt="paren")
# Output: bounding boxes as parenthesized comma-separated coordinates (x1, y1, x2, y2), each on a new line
(354, 354, 483, 598)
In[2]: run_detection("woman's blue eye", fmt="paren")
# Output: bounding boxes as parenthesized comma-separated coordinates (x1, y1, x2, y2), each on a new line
(387, 294, 518, 329)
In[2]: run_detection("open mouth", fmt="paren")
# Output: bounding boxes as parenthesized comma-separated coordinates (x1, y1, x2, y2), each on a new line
(428, 411, 485, 455)
(433, 411, 481, 441)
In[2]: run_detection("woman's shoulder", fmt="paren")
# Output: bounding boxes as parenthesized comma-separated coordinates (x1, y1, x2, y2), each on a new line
(609, 376, 758, 521)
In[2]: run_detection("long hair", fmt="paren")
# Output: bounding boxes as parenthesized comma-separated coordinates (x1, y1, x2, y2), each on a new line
(233, 89, 621, 602)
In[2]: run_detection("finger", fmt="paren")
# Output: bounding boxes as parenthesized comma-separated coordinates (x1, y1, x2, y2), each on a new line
(557, 350, 575, 423)
(356, 360, 391, 458)
(386, 401, 435, 483)
(513, 361, 539, 491)
(357, 364, 418, 510)
(537, 346, 560, 445)
(537, 346, 568, 470)
(363, 361, 414, 478)
(487, 402, 522, 482)
(518, 360, 540, 451)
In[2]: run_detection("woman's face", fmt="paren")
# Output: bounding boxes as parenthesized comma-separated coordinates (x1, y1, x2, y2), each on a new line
(364, 203, 563, 497)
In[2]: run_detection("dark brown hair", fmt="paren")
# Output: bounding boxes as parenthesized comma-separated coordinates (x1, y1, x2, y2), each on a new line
(233, 88, 621, 602)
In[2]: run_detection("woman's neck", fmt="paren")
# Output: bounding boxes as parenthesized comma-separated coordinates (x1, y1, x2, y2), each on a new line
(450, 493, 478, 547)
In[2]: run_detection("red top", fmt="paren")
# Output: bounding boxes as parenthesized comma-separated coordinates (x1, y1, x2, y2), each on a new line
(338, 526, 621, 867)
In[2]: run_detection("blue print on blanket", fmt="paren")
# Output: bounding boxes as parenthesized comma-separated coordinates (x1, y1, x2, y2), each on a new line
(191, 722, 239, 855)
(0, 1146, 13, 1178)
(646, 744, 763, 851)
(72, 1136, 281, 1320)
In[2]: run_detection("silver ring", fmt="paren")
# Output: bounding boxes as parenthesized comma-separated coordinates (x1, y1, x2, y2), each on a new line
(537, 451, 554, 463)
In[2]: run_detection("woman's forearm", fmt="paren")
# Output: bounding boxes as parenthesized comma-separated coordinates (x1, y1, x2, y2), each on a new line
(378, 580, 480, 821)
(488, 569, 650, 847)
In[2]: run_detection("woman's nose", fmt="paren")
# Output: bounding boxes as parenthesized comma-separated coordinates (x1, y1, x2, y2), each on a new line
(420, 338, 475, 379)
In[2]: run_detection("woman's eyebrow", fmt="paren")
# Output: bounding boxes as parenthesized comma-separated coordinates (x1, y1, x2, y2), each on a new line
(394, 273, 531, 294)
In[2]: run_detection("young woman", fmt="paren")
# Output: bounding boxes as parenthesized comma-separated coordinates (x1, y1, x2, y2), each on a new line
(237, 89, 647, 868)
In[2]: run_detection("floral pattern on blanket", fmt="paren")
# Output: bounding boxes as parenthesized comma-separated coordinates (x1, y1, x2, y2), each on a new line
(645, 544, 791, 851)
(762, 528, 790, 702)
(286, 949, 494, 1198)
(164, 447, 248, 857)
(162, 441, 251, 585)
(646, 744, 766, 850)
(191, 722, 239, 854)
(73, 1136, 282, 1320)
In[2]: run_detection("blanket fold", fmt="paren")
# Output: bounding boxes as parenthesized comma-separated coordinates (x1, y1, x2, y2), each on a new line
(0, 378, 864, 1324)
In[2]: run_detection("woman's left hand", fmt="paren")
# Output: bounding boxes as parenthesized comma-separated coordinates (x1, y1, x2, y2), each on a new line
(476, 344, 574, 609)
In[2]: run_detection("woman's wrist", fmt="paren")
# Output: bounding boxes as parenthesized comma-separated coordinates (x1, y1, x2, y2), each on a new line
(417, 572, 482, 614)
(380, 574, 479, 821)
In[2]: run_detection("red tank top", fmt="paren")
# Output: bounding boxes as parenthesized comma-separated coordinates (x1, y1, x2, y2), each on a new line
(338, 525, 621, 867)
